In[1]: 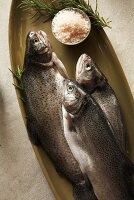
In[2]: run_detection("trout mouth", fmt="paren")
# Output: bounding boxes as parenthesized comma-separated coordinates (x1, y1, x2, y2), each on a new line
(77, 76, 93, 84)
(35, 35, 49, 54)
(63, 99, 83, 115)
(35, 45, 49, 54)
(76, 53, 92, 78)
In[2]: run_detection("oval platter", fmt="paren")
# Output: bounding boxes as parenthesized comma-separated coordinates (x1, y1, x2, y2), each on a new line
(9, 0, 134, 199)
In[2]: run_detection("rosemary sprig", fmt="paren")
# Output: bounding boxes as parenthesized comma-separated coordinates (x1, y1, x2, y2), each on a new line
(9, 66, 25, 103)
(19, 0, 111, 28)
(20, 0, 62, 22)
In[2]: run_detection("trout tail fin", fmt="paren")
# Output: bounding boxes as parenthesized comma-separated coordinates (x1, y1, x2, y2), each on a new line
(73, 182, 97, 200)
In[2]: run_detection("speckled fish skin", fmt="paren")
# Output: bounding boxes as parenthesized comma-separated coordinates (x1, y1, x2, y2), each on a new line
(62, 80, 134, 200)
(22, 30, 95, 200)
(76, 54, 126, 151)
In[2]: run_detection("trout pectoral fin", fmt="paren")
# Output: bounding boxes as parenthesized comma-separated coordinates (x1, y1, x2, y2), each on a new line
(52, 52, 69, 79)
(62, 105, 77, 133)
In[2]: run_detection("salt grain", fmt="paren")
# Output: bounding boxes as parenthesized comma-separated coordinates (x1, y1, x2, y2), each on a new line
(52, 8, 91, 45)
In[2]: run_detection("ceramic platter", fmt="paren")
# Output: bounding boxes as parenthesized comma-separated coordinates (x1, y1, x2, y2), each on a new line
(9, 0, 134, 199)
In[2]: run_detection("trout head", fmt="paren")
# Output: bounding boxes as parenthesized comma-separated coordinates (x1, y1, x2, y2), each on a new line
(76, 54, 106, 92)
(62, 79, 86, 115)
(25, 30, 52, 65)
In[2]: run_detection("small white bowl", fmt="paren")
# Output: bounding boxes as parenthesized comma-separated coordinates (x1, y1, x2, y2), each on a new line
(52, 8, 91, 45)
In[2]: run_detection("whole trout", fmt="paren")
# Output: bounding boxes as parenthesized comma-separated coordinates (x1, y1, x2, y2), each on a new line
(62, 80, 134, 200)
(22, 31, 96, 200)
(76, 54, 126, 151)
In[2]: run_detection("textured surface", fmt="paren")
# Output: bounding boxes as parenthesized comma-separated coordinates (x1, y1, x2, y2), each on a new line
(0, 0, 134, 200)
(0, 1, 55, 200)
(89, 0, 134, 97)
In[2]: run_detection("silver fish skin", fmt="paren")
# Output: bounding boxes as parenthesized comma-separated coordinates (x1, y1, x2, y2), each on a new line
(76, 53, 126, 151)
(62, 106, 98, 200)
(62, 80, 134, 200)
(22, 31, 95, 200)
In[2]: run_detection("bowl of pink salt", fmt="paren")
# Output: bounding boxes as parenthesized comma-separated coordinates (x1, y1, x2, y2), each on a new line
(52, 8, 91, 45)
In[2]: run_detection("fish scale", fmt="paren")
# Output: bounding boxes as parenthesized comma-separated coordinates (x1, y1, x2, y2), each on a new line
(23, 31, 97, 200)
(73, 100, 132, 200)
(62, 80, 134, 200)
(23, 64, 83, 182)
(76, 53, 126, 152)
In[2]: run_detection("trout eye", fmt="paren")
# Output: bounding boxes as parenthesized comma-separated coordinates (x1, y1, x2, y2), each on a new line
(33, 37, 39, 43)
(67, 85, 74, 92)
(85, 63, 92, 71)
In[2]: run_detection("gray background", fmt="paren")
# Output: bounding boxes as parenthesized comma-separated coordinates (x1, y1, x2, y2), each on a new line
(0, 0, 134, 199)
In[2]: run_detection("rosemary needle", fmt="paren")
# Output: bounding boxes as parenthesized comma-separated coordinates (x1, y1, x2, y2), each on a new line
(9, 67, 25, 103)
(19, 0, 112, 28)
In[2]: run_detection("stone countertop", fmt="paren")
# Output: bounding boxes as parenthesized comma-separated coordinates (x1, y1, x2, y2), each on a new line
(0, 1, 133, 200)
